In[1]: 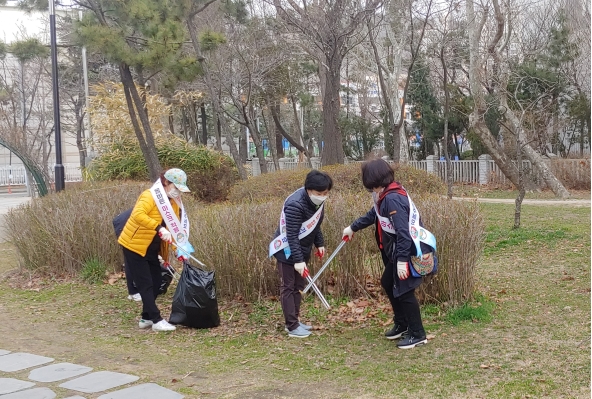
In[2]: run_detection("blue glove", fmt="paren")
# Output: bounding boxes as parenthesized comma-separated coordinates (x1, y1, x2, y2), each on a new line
(175, 242, 194, 262)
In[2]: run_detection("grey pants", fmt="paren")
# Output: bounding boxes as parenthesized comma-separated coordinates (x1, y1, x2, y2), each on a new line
(277, 261, 306, 331)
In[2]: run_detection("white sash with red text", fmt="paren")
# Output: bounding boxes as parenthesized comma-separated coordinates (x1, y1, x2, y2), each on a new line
(373, 190, 436, 255)
(269, 188, 324, 258)
(149, 179, 190, 245)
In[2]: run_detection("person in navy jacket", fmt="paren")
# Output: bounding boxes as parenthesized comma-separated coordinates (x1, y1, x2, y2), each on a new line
(270, 170, 333, 338)
(343, 159, 431, 349)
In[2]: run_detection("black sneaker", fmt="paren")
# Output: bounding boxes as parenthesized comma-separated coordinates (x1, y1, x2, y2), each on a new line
(385, 324, 408, 340)
(397, 334, 428, 349)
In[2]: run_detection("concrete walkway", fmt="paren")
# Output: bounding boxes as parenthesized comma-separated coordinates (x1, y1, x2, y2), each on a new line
(452, 196, 591, 207)
(0, 195, 32, 243)
(0, 194, 185, 397)
(0, 350, 183, 398)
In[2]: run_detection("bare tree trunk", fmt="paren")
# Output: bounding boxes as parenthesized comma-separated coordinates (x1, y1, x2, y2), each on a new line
(466, 0, 569, 198)
(290, 95, 312, 166)
(268, 97, 310, 156)
(502, 101, 571, 198)
(466, 0, 521, 189)
(440, 48, 453, 199)
(200, 103, 208, 146)
(213, 107, 222, 151)
(261, 107, 280, 171)
(186, 17, 247, 180)
(119, 64, 161, 180)
(321, 57, 344, 166)
(246, 105, 268, 174)
(514, 112, 525, 229)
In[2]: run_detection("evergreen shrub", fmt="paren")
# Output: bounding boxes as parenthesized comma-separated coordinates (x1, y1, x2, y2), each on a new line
(87, 135, 238, 202)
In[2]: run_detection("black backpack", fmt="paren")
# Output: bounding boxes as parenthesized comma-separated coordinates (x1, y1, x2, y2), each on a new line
(112, 208, 133, 238)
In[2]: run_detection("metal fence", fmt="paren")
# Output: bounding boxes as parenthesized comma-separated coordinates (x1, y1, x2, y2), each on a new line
(251, 156, 590, 188)
(0, 164, 83, 186)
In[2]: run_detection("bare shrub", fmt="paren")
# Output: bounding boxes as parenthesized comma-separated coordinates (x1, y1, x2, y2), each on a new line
(228, 163, 445, 203)
(415, 197, 485, 305)
(189, 192, 384, 300)
(6, 181, 148, 275)
(550, 158, 590, 190)
(190, 192, 483, 304)
(7, 183, 482, 305)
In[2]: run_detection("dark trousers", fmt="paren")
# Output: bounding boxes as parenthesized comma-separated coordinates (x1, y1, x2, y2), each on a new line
(277, 261, 306, 331)
(122, 246, 163, 323)
(381, 256, 425, 337)
(123, 251, 138, 295)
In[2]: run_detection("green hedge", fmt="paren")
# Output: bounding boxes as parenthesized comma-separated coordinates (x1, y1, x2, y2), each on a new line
(87, 135, 238, 202)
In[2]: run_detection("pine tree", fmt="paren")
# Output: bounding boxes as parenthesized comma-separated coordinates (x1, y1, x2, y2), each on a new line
(74, 0, 199, 180)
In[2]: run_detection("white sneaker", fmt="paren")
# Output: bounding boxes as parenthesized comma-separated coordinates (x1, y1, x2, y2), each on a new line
(152, 320, 176, 332)
(127, 293, 142, 302)
(138, 319, 153, 329)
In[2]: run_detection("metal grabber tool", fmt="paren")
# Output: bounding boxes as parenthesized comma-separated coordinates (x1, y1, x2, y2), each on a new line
(170, 241, 210, 269)
(301, 268, 331, 310)
(303, 238, 348, 294)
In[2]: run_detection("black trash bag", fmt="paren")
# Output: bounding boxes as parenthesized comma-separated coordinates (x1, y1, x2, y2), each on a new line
(159, 265, 174, 296)
(169, 262, 220, 329)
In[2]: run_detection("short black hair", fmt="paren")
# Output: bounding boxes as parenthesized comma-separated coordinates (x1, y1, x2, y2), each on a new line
(304, 170, 333, 192)
(361, 159, 394, 190)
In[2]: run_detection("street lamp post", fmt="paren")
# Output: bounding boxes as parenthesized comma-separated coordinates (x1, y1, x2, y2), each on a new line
(49, 0, 65, 191)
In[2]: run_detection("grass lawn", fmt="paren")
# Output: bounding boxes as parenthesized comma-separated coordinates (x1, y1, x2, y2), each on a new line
(452, 185, 590, 200)
(0, 202, 589, 398)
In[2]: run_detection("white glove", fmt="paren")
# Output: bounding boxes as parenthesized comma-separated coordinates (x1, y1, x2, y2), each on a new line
(158, 227, 172, 243)
(397, 261, 409, 280)
(158, 255, 164, 264)
(342, 226, 354, 241)
(294, 262, 308, 277)
(316, 247, 326, 258)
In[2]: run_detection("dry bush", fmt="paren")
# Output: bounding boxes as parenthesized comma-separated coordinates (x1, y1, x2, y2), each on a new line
(6, 181, 149, 275)
(550, 159, 590, 190)
(415, 197, 485, 305)
(7, 182, 482, 305)
(228, 163, 445, 204)
(189, 192, 383, 300)
(190, 192, 483, 304)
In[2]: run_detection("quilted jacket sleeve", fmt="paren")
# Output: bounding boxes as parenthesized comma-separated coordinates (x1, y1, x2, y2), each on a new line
(130, 190, 161, 231)
(284, 201, 305, 263)
(385, 194, 412, 262)
(351, 207, 377, 232)
(313, 211, 325, 249)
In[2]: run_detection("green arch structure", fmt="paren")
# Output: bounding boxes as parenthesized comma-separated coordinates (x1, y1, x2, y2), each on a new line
(0, 137, 49, 197)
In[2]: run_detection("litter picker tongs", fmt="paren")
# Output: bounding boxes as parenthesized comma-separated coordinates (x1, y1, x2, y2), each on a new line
(303, 238, 348, 294)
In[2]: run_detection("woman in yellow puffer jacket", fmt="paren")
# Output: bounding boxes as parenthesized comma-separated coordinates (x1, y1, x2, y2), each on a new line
(119, 168, 191, 332)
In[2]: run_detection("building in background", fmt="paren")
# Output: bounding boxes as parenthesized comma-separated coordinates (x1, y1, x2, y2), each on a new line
(0, 2, 81, 185)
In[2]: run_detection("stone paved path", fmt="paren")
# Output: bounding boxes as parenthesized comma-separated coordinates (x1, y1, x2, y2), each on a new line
(0, 350, 183, 398)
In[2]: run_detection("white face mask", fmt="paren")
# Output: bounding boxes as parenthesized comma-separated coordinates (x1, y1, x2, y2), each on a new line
(168, 187, 181, 199)
(310, 194, 327, 206)
(371, 188, 385, 204)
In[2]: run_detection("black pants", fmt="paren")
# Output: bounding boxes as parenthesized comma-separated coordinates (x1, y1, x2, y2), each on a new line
(122, 246, 163, 323)
(122, 249, 138, 295)
(381, 256, 425, 338)
(277, 261, 306, 331)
